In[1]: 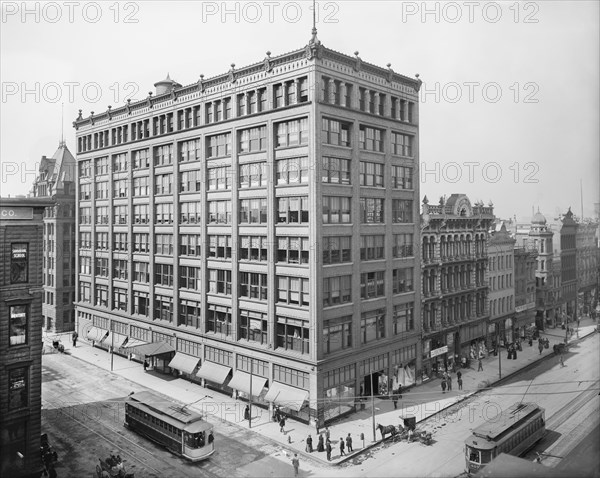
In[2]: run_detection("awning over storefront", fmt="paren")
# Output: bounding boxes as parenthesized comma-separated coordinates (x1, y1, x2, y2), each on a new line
(134, 341, 175, 357)
(87, 327, 108, 342)
(228, 371, 268, 397)
(168, 352, 200, 374)
(264, 381, 309, 411)
(120, 338, 148, 349)
(103, 332, 127, 347)
(195, 361, 231, 384)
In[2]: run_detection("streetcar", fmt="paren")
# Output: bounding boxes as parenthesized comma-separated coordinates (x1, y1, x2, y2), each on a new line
(124, 391, 215, 461)
(464, 402, 545, 474)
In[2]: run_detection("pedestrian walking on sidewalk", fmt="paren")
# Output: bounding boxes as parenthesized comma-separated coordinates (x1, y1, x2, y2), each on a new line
(326, 440, 332, 461)
(458, 377, 463, 390)
(560, 353, 565, 367)
(291, 453, 300, 477)
(339, 437, 346, 456)
(72, 331, 78, 347)
(143, 360, 149, 372)
(392, 394, 398, 409)
(456, 370, 462, 381)
(441, 378, 447, 393)
(317, 434, 324, 452)
(306, 434, 313, 453)
(538, 341, 544, 355)
(478, 358, 483, 372)
(244, 405, 250, 420)
(447, 375, 452, 391)
(279, 417, 286, 434)
(346, 433, 353, 452)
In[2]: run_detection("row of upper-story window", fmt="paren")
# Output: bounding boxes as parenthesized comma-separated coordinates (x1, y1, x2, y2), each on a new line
(77, 77, 311, 154)
(77, 120, 414, 182)
(423, 294, 487, 330)
(78, 159, 413, 200)
(78, 197, 414, 225)
(78, 232, 415, 264)
(489, 274, 513, 291)
(320, 76, 417, 124)
(490, 296, 514, 316)
(489, 254, 513, 271)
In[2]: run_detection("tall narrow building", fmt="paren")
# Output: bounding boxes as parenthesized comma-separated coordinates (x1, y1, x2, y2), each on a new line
(73, 35, 421, 426)
(31, 141, 77, 333)
(560, 208, 578, 323)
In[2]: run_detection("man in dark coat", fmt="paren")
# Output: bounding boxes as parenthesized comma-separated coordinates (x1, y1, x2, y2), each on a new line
(392, 394, 398, 409)
(306, 434, 313, 453)
(326, 440, 332, 461)
(279, 416, 286, 434)
(317, 434, 324, 452)
(346, 433, 353, 452)
(244, 405, 250, 420)
(339, 437, 346, 456)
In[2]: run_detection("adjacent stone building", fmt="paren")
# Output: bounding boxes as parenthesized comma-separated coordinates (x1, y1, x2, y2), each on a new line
(513, 246, 537, 337)
(420, 194, 494, 378)
(0, 197, 51, 478)
(72, 33, 422, 426)
(575, 220, 598, 317)
(31, 141, 77, 333)
(560, 208, 578, 324)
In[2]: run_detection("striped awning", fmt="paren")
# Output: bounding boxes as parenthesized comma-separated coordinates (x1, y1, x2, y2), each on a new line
(134, 341, 175, 357)
(264, 382, 309, 412)
(228, 371, 268, 397)
(120, 338, 148, 349)
(103, 332, 127, 347)
(196, 361, 231, 385)
(168, 353, 200, 374)
(87, 327, 109, 342)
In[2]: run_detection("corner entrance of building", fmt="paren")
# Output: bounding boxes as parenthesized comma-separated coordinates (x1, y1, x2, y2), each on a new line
(363, 371, 380, 396)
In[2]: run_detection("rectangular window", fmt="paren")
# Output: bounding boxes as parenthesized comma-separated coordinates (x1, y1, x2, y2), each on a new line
(179, 266, 201, 291)
(360, 198, 385, 223)
(322, 236, 351, 264)
(95, 181, 109, 199)
(360, 235, 385, 261)
(324, 316, 352, 354)
(95, 157, 109, 175)
(179, 234, 202, 257)
(208, 200, 232, 224)
(95, 206, 109, 224)
(392, 199, 413, 223)
(113, 205, 128, 225)
(322, 118, 350, 146)
(179, 138, 201, 162)
(79, 183, 91, 200)
(359, 161, 384, 187)
(112, 259, 128, 281)
(79, 160, 91, 177)
(95, 284, 108, 307)
(239, 236, 268, 262)
(277, 276, 309, 306)
(132, 149, 150, 169)
(207, 133, 231, 158)
(361, 309, 386, 344)
(239, 272, 268, 301)
(276, 316, 310, 355)
(133, 204, 149, 224)
(322, 196, 351, 224)
(274, 236, 309, 265)
(393, 303, 415, 335)
(393, 234, 414, 258)
(8, 367, 28, 409)
(391, 165, 413, 189)
(322, 156, 351, 184)
(95, 257, 109, 277)
(113, 179, 128, 198)
(208, 235, 232, 259)
(154, 234, 173, 255)
(239, 198, 268, 224)
(10, 243, 28, 284)
(208, 269, 232, 295)
(239, 126, 267, 153)
(391, 132, 413, 157)
(133, 233, 149, 253)
(9, 305, 28, 346)
(133, 262, 149, 283)
(154, 173, 173, 195)
(239, 310, 267, 344)
(360, 271, 386, 299)
(179, 299, 200, 327)
(277, 196, 309, 224)
(95, 232, 109, 251)
(180, 201, 201, 224)
(79, 206, 91, 224)
(206, 305, 232, 337)
(276, 117, 309, 148)
(155, 203, 174, 224)
(132, 176, 149, 196)
(180, 169, 202, 192)
(392, 267, 414, 294)
(323, 275, 352, 307)
(79, 282, 91, 303)
(154, 295, 174, 323)
(132, 292, 149, 316)
(239, 162, 267, 188)
(113, 288, 128, 311)
(277, 156, 308, 185)
(79, 256, 91, 275)
(359, 126, 384, 152)
(155, 263, 174, 287)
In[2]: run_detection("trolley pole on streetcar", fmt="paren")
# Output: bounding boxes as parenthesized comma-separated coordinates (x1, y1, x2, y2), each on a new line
(249, 357, 253, 429)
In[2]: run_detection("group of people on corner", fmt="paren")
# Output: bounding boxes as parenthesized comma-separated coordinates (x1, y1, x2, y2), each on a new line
(303, 427, 354, 461)
(440, 370, 463, 393)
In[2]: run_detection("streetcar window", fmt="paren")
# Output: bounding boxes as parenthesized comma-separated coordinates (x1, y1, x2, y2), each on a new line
(468, 448, 480, 463)
(481, 450, 492, 463)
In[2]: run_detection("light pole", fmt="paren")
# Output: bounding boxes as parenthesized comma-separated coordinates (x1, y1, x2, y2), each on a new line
(248, 357, 253, 429)
(497, 323, 502, 379)
(110, 325, 115, 372)
(371, 371, 376, 442)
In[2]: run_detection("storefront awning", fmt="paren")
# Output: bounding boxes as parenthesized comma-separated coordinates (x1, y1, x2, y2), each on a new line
(168, 352, 200, 374)
(264, 381, 309, 411)
(196, 361, 231, 384)
(228, 371, 268, 397)
(120, 338, 148, 349)
(134, 341, 175, 357)
(87, 327, 108, 342)
(103, 332, 127, 347)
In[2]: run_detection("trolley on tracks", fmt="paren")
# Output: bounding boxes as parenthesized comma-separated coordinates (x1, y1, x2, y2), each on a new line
(124, 391, 215, 461)
(464, 402, 545, 474)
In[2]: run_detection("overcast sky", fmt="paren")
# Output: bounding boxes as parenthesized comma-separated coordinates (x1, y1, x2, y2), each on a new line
(1, 0, 598, 221)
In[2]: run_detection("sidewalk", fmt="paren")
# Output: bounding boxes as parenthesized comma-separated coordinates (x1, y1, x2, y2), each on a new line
(42, 317, 598, 467)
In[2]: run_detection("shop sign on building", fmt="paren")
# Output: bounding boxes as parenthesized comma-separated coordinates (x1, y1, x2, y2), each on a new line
(515, 302, 535, 313)
(430, 345, 448, 358)
(1, 207, 33, 219)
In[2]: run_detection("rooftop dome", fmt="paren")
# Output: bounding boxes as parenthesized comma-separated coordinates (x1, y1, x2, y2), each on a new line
(532, 210, 547, 225)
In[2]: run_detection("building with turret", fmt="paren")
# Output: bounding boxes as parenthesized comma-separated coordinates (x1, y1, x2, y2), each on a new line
(31, 141, 77, 333)
(72, 31, 422, 426)
(420, 194, 494, 378)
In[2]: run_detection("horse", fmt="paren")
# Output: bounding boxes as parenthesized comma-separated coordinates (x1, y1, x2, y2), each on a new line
(376, 423, 397, 439)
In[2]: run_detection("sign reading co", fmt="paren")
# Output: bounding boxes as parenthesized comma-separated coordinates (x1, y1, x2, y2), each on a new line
(0, 207, 33, 220)
(430, 345, 448, 358)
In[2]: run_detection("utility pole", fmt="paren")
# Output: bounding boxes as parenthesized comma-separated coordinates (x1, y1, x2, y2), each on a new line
(371, 371, 376, 442)
(497, 324, 502, 379)
(110, 324, 114, 372)
(248, 357, 253, 429)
